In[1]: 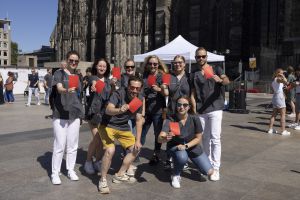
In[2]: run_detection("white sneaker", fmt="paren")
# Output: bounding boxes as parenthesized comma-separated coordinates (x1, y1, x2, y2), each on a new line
(294, 125, 300, 130)
(267, 129, 277, 134)
(171, 175, 181, 188)
(84, 161, 95, 174)
(51, 173, 61, 185)
(280, 130, 291, 136)
(93, 160, 102, 172)
(67, 170, 79, 181)
(288, 113, 296, 118)
(25, 103, 30, 107)
(99, 178, 110, 194)
(37, 102, 41, 106)
(209, 170, 220, 181)
(288, 123, 298, 128)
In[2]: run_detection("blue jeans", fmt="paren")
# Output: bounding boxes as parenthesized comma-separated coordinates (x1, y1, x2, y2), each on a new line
(141, 113, 163, 152)
(5, 90, 14, 102)
(169, 146, 213, 176)
(128, 119, 136, 136)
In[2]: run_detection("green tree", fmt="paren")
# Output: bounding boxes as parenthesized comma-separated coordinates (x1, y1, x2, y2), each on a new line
(11, 41, 18, 65)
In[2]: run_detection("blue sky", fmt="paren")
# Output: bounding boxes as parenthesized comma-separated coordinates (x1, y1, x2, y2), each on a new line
(0, 0, 58, 53)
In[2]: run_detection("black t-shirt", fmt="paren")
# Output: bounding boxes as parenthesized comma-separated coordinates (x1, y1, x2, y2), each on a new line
(101, 88, 143, 131)
(28, 73, 39, 88)
(162, 114, 203, 157)
(52, 69, 84, 120)
(143, 72, 165, 114)
(191, 65, 225, 114)
(44, 74, 53, 88)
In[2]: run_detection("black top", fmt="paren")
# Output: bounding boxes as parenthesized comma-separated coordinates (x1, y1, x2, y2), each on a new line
(191, 66, 225, 114)
(162, 114, 203, 156)
(143, 72, 165, 114)
(101, 88, 143, 131)
(52, 69, 84, 120)
(167, 73, 190, 115)
(44, 73, 53, 88)
(28, 73, 39, 88)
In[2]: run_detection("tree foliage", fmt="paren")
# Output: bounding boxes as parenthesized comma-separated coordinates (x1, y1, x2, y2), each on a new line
(11, 41, 18, 65)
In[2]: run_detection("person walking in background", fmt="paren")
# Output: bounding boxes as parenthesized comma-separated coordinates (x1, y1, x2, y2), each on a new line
(44, 68, 53, 105)
(50, 50, 84, 185)
(191, 47, 230, 181)
(4, 71, 15, 104)
(0, 73, 4, 105)
(158, 96, 216, 188)
(141, 55, 169, 165)
(26, 68, 40, 106)
(286, 66, 296, 118)
(84, 58, 111, 174)
(267, 68, 290, 136)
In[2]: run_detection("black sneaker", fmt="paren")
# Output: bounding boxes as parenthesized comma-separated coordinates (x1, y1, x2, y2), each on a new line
(148, 154, 159, 166)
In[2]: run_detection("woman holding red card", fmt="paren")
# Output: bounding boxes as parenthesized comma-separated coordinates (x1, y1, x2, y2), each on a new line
(51, 50, 84, 185)
(158, 96, 216, 188)
(84, 58, 112, 174)
(141, 55, 169, 165)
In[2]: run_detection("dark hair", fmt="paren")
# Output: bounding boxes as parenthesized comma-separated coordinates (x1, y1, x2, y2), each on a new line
(85, 67, 92, 73)
(128, 75, 144, 88)
(195, 47, 207, 55)
(66, 50, 80, 60)
(91, 58, 111, 78)
(176, 95, 195, 114)
(287, 66, 294, 74)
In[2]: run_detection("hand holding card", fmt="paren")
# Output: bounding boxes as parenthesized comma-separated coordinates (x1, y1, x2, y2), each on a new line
(128, 97, 143, 113)
(147, 75, 156, 86)
(69, 75, 79, 88)
(162, 74, 171, 85)
(203, 66, 214, 79)
(169, 122, 180, 136)
(95, 80, 105, 94)
(112, 67, 121, 80)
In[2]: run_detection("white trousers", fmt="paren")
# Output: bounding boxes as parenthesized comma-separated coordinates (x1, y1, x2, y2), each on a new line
(51, 118, 80, 174)
(199, 110, 223, 170)
(27, 87, 40, 105)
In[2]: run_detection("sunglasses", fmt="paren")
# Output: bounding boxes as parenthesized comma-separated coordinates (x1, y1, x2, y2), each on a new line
(68, 59, 79, 64)
(125, 65, 135, 69)
(173, 61, 184, 65)
(129, 85, 141, 91)
(148, 62, 158, 67)
(177, 103, 189, 108)
(196, 55, 207, 59)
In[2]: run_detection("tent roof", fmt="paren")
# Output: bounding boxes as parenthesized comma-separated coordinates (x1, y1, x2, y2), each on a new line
(133, 35, 225, 63)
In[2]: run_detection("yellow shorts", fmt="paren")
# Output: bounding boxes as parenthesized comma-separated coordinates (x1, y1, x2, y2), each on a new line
(98, 125, 135, 149)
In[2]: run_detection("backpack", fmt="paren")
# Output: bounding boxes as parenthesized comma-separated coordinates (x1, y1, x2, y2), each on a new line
(49, 70, 65, 111)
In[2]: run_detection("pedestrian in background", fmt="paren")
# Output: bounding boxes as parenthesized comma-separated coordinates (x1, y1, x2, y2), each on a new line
(4, 71, 15, 104)
(26, 68, 40, 106)
(267, 68, 290, 136)
(286, 66, 296, 118)
(0, 72, 4, 104)
(44, 68, 53, 105)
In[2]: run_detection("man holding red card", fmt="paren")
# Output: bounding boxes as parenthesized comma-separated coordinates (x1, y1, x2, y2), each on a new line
(191, 47, 230, 181)
(50, 50, 84, 185)
(98, 76, 144, 194)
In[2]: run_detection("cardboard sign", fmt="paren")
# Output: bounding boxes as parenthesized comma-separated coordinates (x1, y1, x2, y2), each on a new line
(68, 75, 79, 88)
(203, 66, 214, 79)
(128, 97, 143, 113)
(147, 75, 156, 86)
(162, 74, 171, 85)
(95, 80, 105, 94)
(169, 122, 180, 136)
(112, 67, 121, 80)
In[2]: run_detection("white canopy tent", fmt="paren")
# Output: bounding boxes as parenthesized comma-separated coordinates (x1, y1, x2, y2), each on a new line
(133, 35, 225, 72)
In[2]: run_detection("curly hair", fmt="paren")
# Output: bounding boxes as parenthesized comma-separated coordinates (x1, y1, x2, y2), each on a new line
(91, 58, 111, 78)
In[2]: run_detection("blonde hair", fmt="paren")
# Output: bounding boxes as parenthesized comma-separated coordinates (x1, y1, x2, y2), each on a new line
(273, 68, 284, 79)
(143, 55, 169, 76)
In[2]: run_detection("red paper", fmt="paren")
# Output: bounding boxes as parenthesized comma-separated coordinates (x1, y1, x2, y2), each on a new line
(69, 75, 79, 88)
(112, 67, 121, 80)
(169, 122, 180, 136)
(147, 75, 156, 86)
(128, 97, 143, 113)
(203, 66, 214, 79)
(162, 74, 171, 85)
(95, 80, 106, 94)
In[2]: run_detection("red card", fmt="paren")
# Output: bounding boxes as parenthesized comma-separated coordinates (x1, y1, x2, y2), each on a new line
(95, 80, 105, 94)
(112, 67, 121, 80)
(203, 66, 214, 79)
(128, 97, 143, 113)
(162, 74, 171, 85)
(69, 75, 79, 88)
(169, 122, 180, 136)
(147, 75, 156, 86)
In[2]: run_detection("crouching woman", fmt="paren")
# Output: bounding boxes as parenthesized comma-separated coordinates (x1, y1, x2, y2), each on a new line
(158, 96, 217, 188)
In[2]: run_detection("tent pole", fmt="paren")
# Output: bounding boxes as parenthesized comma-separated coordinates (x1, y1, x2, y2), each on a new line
(189, 53, 191, 73)
(223, 61, 225, 74)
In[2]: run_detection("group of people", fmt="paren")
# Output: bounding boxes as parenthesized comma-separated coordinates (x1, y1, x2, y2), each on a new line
(49, 48, 230, 194)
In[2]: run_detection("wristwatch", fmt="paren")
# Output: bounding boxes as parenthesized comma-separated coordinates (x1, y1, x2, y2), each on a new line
(185, 144, 189, 149)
